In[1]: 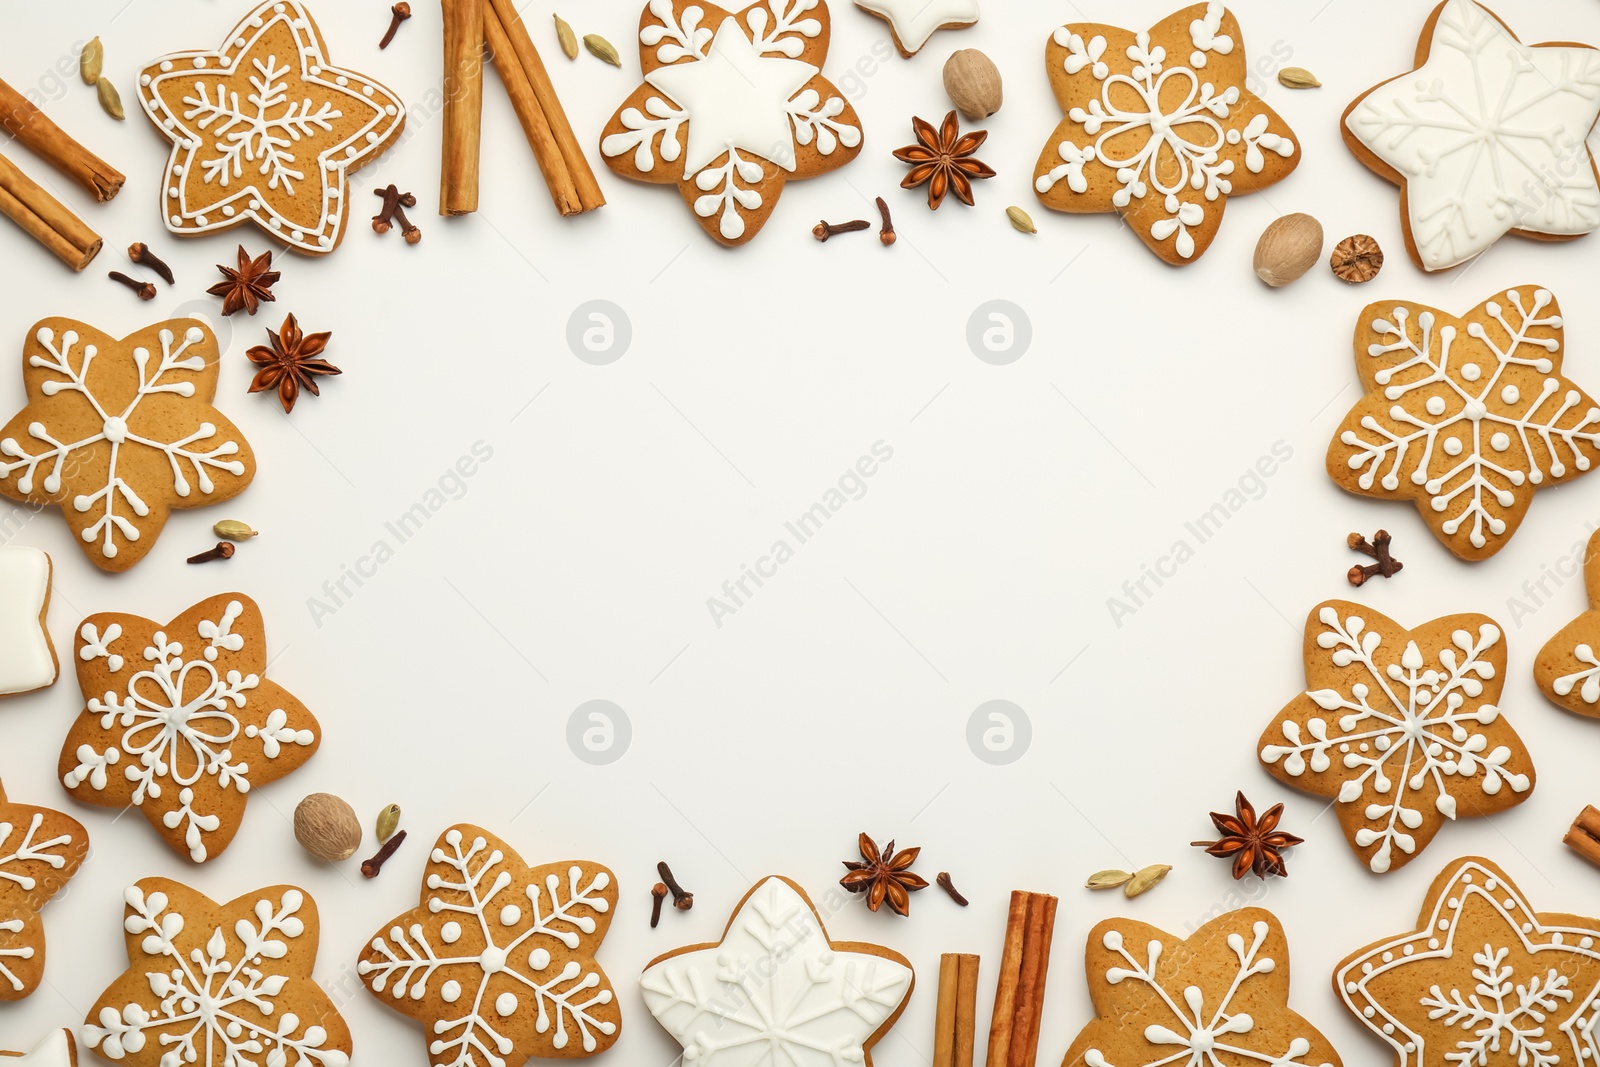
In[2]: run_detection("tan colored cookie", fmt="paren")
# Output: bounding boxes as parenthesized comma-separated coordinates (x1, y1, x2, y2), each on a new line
(58, 593, 320, 863)
(1335, 856, 1600, 1067)
(82, 879, 351, 1067)
(1533, 527, 1600, 717)
(1260, 601, 1534, 874)
(0, 1030, 78, 1065)
(1342, 0, 1600, 273)
(1032, 3, 1298, 264)
(0, 779, 88, 1002)
(1064, 908, 1340, 1067)
(599, 0, 864, 246)
(0, 546, 57, 697)
(358, 825, 621, 1063)
(853, 0, 977, 57)
(1326, 286, 1600, 561)
(137, 0, 406, 255)
(0, 318, 255, 573)
(642, 876, 913, 1065)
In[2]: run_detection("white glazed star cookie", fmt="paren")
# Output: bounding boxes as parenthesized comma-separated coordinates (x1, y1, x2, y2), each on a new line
(0, 546, 56, 697)
(854, 0, 977, 57)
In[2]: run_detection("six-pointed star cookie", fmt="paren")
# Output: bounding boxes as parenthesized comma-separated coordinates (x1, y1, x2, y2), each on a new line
(642, 876, 914, 1065)
(358, 825, 621, 1066)
(137, 0, 406, 254)
(1260, 602, 1534, 874)
(57, 594, 320, 863)
(1344, 0, 1600, 272)
(600, 0, 863, 245)
(854, 0, 978, 57)
(1033, 2, 1297, 264)
(1533, 527, 1600, 717)
(1326, 287, 1600, 561)
(0, 546, 56, 698)
(0, 779, 87, 1002)
(1335, 857, 1600, 1067)
(1064, 909, 1341, 1067)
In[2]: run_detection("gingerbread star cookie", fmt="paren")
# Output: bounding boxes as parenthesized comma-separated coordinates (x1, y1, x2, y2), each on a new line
(1064, 909, 1341, 1067)
(0, 1031, 77, 1065)
(642, 876, 914, 1065)
(0, 779, 87, 1002)
(1533, 528, 1600, 717)
(1344, 0, 1600, 272)
(0, 319, 255, 573)
(58, 594, 320, 863)
(83, 879, 351, 1067)
(1033, 2, 1297, 264)
(1327, 287, 1600, 561)
(600, 0, 864, 246)
(1260, 602, 1534, 874)
(854, 0, 977, 57)
(358, 825, 621, 1064)
(1336, 856, 1600, 1067)
(0, 546, 57, 698)
(137, 0, 406, 255)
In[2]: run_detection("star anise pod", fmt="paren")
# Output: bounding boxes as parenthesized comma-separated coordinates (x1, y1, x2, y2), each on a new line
(892, 110, 996, 210)
(1192, 791, 1304, 880)
(207, 245, 280, 316)
(840, 832, 928, 916)
(247, 313, 340, 414)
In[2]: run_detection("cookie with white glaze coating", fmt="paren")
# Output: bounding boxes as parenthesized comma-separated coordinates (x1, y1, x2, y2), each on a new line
(0, 546, 56, 697)
(854, 0, 977, 57)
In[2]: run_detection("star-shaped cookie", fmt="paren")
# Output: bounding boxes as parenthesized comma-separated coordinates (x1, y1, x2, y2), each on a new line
(0, 546, 56, 698)
(0, 1031, 77, 1065)
(1533, 528, 1600, 718)
(136, 0, 406, 255)
(854, 0, 977, 57)
(357, 825, 621, 1065)
(642, 876, 914, 1065)
(0, 779, 87, 1002)
(1344, 0, 1600, 272)
(1033, 2, 1297, 264)
(1335, 856, 1600, 1067)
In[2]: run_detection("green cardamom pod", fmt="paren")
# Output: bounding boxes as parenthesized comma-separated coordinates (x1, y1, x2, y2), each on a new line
(376, 803, 401, 844)
(80, 38, 104, 85)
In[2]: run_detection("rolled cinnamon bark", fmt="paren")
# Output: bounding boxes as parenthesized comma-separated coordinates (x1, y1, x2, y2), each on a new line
(1565, 805, 1600, 867)
(439, 0, 485, 214)
(0, 150, 102, 269)
(0, 76, 123, 201)
(987, 891, 1029, 1067)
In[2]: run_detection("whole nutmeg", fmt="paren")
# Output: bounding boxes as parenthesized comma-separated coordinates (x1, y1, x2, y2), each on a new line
(943, 49, 1002, 120)
(294, 793, 362, 862)
(1253, 212, 1324, 287)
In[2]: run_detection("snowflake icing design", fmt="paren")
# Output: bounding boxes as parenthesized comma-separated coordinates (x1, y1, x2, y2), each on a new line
(1344, 0, 1600, 272)
(1260, 603, 1534, 874)
(59, 594, 320, 863)
(1328, 288, 1600, 560)
(0, 782, 86, 1001)
(83, 880, 351, 1067)
(1033, 2, 1296, 262)
(1533, 528, 1600, 719)
(358, 826, 621, 1066)
(641, 876, 914, 1065)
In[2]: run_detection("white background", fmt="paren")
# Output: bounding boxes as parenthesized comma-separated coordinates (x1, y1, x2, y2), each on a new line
(4, 0, 1600, 1064)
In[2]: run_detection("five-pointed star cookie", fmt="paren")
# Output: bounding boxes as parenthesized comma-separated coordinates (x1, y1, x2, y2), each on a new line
(1335, 857, 1600, 1067)
(1065, 909, 1341, 1067)
(641, 876, 914, 1065)
(1326, 287, 1600, 561)
(1033, 2, 1297, 264)
(1533, 527, 1600, 718)
(136, 0, 406, 255)
(57, 594, 321, 863)
(853, 0, 977, 57)
(1344, 0, 1600, 272)
(358, 825, 621, 1066)
(0, 779, 87, 1002)
(600, 0, 864, 246)
(0, 318, 255, 573)
(1260, 601, 1535, 874)
(0, 546, 56, 698)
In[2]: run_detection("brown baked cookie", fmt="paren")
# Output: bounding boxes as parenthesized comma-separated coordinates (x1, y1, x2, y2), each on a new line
(358, 825, 621, 1063)
(1033, 3, 1297, 264)
(0, 318, 255, 573)
(0, 1030, 78, 1065)
(599, 0, 864, 246)
(1533, 528, 1600, 717)
(1064, 909, 1340, 1067)
(1326, 286, 1600, 561)
(82, 879, 351, 1067)
(58, 594, 320, 863)
(642, 876, 914, 1065)
(1260, 601, 1534, 874)
(0, 779, 88, 1001)
(136, 0, 405, 255)
(853, 0, 976, 57)
(0, 546, 57, 698)
(1335, 856, 1600, 1067)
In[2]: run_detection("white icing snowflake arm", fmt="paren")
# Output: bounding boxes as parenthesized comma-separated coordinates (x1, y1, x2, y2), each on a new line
(746, 0, 822, 58)
(1553, 644, 1600, 703)
(786, 89, 860, 156)
(0, 329, 109, 493)
(640, 0, 712, 62)
(600, 97, 688, 173)
(0, 814, 74, 889)
(693, 150, 765, 241)
(1422, 945, 1572, 1067)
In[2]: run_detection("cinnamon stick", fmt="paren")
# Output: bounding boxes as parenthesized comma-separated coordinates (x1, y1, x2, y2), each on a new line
(0, 150, 102, 269)
(933, 954, 959, 1067)
(439, 0, 485, 214)
(0, 77, 123, 201)
(954, 954, 979, 1067)
(1012, 893, 1058, 1067)
(987, 891, 1029, 1067)
(1565, 805, 1600, 868)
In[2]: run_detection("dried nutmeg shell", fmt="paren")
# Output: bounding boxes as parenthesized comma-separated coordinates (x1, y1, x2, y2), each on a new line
(1253, 212, 1323, 288)
(943, 49, 1003, 121)
(294, 793, 362, 862)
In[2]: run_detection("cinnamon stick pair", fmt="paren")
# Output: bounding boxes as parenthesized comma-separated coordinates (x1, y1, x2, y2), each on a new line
(934, 953, 979, 1067)
(988, 890, 1058, 1067)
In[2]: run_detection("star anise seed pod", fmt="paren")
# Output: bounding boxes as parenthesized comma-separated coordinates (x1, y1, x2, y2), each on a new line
(247, 313, 340, 414)
(1192, 791, 1304, 880)
(207, 245, 280, 316)
(840, 832, 928, 916)
(892, 110, 996, 210)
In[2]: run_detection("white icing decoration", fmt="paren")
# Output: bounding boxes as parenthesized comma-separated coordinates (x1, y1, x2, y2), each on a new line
(1553, 644, 1600, 704)
(641, 876, 913, 1064)
(0, 546, 55, 696)
(1345, 0, 1600, 271)
(4, 1030, 76, 1067)
(0, 812, 75, 993)
(853, 0, 977, 55)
